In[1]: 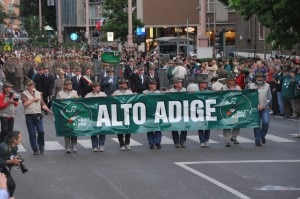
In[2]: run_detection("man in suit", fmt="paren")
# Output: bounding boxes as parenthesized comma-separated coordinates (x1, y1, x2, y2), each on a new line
(97, 63, 109, 85)
(39, 65, 54, 112)
(63, 65, 72, 80)
(78, 68, 94, 97)
(101, 68, 119, 96)
(71, 67, 82, 92)
(123, 58, 135, 88)
(146, 65, 160, 90)
(130, 64, 148, 94)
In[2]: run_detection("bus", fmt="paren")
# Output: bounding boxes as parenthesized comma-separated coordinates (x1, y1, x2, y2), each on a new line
(156, 37, 194, 58)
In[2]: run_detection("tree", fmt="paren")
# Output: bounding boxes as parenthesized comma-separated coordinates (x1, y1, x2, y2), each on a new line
(229, 0, 300, 49)
(19, 0, 56, 32)
(0, 3, 7, 24)
(102, 0, 143, 44)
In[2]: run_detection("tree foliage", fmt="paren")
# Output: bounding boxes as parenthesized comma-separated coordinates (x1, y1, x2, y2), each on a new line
(102, 0, 143, 44)
(19, 0, 56, 33)
(0, 4, 7, 24)
(229, 0, 300, 49)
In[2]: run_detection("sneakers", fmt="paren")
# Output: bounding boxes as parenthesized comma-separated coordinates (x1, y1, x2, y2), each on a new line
(175, 144, 181, 148)
(225, 142, 231, 147)
(155, 143, 162, 149)
(72, 146, 77, 152)
(200, 143, 205, 148)
(294, 134, 300, 138)
(120, 146, 126, 151)
(205, 141, 209, 147)
(125, 145, 131, 150)
(66, 148, 72, 154)
(93, 148, 98, 152)
(255, 142, 262, 146)
(180, 142, 186, 148)
(99, 146, 105, 152)
(149, 145, 155, 149)
(231, 138, 239, 144)
(261, 138, 266, 144)
(40, 148, 44, 154)
(33, 151, 39, 155)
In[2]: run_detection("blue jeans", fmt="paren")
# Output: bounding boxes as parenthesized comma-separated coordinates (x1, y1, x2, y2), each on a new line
(172, 131, 187, 145)
(277, 92, 284, 114)
(198, 130, 210, 143)
(25, 114, 45, 152)
(91, 135, 105, 148)
(147, 131, 162, 146)
(254, 109, 270, 143)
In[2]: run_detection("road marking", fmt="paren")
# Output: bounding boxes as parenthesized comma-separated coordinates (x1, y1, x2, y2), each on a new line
(187, 135, 219, 143)
(111, 138, 143, 146)
(161, 136, 174, 144)
(77, 139, 91, 148)
(266, 134, 296, 142)
(175, 160, 300, 199)
(18, 144, 26, 152)
(45, 141, 65, 150)
(254, 185, 300, 191)
(175, 162, 251, 199)
(218, 135, 253, 143)
(175, 160, 300, 165)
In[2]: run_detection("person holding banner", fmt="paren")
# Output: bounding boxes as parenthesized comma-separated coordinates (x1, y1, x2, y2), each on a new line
(143, 79, 162, 149)
(169, 78, 187, 148)
(85, 82, 107, 152)
(221, 75, 242, 147)
(78, 68, 94, 97)
(56, 80, 79, 153)
(197, 77, 211, 148)
(112, 79, 134, 151)
(248, 71, 272, 146)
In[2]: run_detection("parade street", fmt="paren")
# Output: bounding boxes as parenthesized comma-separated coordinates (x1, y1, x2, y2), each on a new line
(12, 104, 300, 199)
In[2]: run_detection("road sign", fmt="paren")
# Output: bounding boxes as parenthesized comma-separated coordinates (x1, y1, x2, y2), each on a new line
(70, 33, 78, 41)
(3, 41, 13, 52)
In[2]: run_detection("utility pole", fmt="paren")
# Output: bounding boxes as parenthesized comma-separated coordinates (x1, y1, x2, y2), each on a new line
(39, 0, 42, 30)
(127, 0, 134, 49)
(86, 0, 90, 45)
(57, 0, 63, 43)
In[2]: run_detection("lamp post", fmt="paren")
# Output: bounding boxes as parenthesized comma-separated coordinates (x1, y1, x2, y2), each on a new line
(197, 0, 208, 48)
(39, 0, 42, 30)
(127, 0, 134, 49)
(85, 0, 90, 45)
(57, 0, 63, 43)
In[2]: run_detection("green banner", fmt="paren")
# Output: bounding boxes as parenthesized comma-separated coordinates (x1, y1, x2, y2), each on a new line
(101, 51, 121, 64)
(52, 90, 259, 137)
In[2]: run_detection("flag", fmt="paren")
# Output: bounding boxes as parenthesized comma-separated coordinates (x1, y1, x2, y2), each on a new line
(96, 20, 101, 31)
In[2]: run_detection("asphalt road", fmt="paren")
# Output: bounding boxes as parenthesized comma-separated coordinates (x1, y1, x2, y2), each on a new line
(11, 104, 300, 199)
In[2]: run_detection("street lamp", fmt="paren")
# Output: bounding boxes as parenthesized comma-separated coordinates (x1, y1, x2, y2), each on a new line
(127, 0, 134, 49)
(39, 0, 42, 30)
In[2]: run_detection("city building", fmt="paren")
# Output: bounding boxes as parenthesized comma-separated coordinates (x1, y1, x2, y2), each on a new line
(0, 0, 20, 30)
(137, 0, 236, 54)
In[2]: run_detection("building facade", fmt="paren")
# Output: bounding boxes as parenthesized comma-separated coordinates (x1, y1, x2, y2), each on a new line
(137, 0, 236, 53)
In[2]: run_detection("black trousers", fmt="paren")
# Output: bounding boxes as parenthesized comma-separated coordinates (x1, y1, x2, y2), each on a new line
(117, 134, 131, 147)
(0, 117, 14, 143)
(2, 167, 15, 197)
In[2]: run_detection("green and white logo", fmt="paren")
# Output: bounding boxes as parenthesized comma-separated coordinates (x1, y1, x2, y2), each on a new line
(219, 93, 252, 125)
(61, 102, 92, 132)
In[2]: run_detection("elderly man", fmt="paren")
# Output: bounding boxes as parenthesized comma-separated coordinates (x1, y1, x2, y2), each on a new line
(248, 71, 272, 146)
(21, 80, 53, 155)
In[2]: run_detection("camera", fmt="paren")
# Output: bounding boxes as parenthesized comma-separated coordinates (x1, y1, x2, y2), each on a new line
(11, 154, 28, 174)
(9, 91, 13, 98)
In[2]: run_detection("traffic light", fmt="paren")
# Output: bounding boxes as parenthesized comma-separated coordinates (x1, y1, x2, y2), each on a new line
(215, 30, 224, 52)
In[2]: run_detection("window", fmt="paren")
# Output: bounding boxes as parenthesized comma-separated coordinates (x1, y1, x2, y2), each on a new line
(242, 20, 251, 39)
(258, 22, 265, 40)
